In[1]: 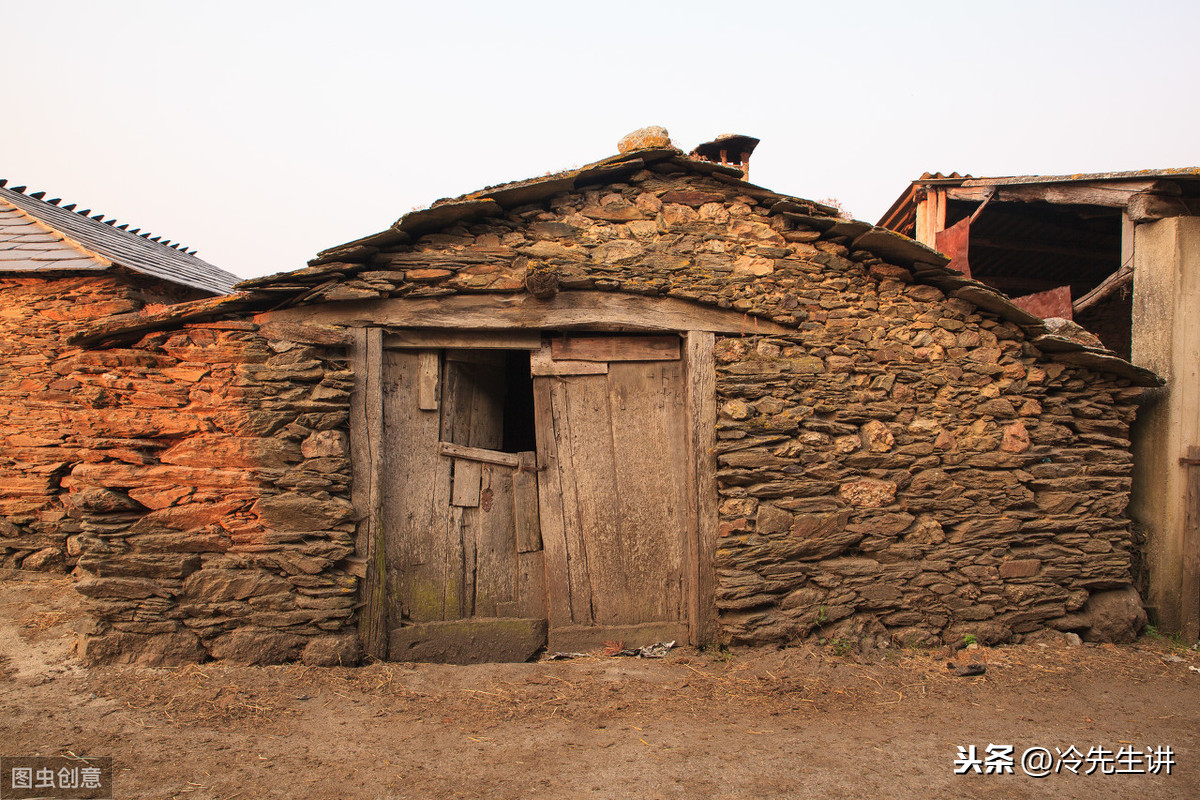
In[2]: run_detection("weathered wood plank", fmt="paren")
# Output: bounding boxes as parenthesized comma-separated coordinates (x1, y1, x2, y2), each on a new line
(516, 551, 547, 619)
(513, 451, 542, 553)
(440, 354, 506, 448)
(416, 350, 439, 411)
(450, 458, 482, 507)
(551, 335, 680, 362)
(606, 360, 687, 626)
(467, 357, 505, 450)
(561, 374, 623, 625)
(533, 378, 585, 628)
(431, 449, 458, 619)
(383, 350, 458, 625)
(686, 331, 718, 646)
(454, 506, 473, 617)
(530, 347, 608, 376)
(532, 379, 570, 627)
(352, 327, 388, 660)
(438, 441, 519, 468)
(260, 291, 793, 335)
(472, 463, 517, 617)
(385, 330, 541, 350)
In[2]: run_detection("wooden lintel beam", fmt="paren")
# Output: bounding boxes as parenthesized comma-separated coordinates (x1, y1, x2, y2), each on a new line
(258, 291, 793, 336)
(384, 330, 542, 350)
(951, 180, 1171, 209)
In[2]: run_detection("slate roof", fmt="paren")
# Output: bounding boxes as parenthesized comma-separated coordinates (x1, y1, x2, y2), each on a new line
(71, 147, 1161, 386)
(0, 181, 238, 294)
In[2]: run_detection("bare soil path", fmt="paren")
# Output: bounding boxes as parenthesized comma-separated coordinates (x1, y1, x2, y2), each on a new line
(2, 571, 1198, 799)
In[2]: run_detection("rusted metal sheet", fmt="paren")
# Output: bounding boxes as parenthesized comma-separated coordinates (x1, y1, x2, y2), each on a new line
(1011, 285, 1074, 320)
(935, 217, 972, 277)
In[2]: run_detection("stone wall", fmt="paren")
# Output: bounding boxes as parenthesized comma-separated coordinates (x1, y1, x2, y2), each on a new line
(64, 322, 361, 666)
(710, 292, 1142, 648)
(32, 158, 1149, 662)
(242, 161, 1143, 648)
(0, 273, 201, 572)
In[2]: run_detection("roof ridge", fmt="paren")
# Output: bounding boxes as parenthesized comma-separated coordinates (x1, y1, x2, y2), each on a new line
(0, 177, 199, 256)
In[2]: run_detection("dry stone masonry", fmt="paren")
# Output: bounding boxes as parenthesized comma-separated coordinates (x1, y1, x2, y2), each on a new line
(47, 145, 1158, 663)
(0, 274, 201, 573)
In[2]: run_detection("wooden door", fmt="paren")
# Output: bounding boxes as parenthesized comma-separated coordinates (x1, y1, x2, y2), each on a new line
(532, 336, 692, 651)
(381, 348, 546, 662)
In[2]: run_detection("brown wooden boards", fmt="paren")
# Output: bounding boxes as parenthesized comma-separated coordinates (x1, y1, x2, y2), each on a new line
(351, 327, 388, 660)
(605, 360, 687, 624)
(530, 346, 608, 376)
(533, 352, 692, 649)
(381, 349, 460, 624)
(385, 330, 541, 350)
(551, 335, 680, 362)
(532, 378, 574, 630)
(468, 463, 518, 616)
(440, 352, 505, 449)
(374, 329, 713, 660)
(513, 452, 542, 553)
(261, 291, 792, 335)
(383, 346, 546, 660)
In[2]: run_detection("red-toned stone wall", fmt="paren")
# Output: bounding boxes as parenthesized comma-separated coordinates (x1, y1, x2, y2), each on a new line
(0, 273, 201, 571)
(62, 323, 358, 667)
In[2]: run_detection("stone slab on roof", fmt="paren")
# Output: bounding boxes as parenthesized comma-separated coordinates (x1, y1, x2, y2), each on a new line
(74, 146, 1161, 386)
(0, 183, 239, 295)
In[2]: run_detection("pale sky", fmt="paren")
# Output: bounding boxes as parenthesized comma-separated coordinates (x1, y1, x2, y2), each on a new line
(4, 1, 1196, 279)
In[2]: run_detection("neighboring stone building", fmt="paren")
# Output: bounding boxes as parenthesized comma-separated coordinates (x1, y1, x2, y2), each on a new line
(62, 136, 1159, 666)
(0, 181, 239, 573)
(879, 170, 1200, 640)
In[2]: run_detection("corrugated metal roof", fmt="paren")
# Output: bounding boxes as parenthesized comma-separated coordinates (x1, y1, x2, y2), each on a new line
(0, 182, 238, 294)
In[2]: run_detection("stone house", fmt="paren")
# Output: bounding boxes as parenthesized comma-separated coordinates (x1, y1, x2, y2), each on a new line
(0, 181, 239, 574)
(61, 136, 1159, 666)
(879, 170, 1200, 639)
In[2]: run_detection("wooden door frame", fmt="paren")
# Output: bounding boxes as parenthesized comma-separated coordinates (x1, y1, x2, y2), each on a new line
(345, 319, 723, 659)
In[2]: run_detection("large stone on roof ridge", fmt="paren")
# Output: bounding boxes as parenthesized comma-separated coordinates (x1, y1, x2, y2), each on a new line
(618, 126, 673, 153)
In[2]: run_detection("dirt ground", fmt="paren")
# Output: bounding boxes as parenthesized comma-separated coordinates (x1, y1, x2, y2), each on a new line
(1, 571, 1199, 800)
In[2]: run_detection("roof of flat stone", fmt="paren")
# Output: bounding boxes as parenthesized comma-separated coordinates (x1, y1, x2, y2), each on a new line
(0, 181, 239, 295)
(72, 147, 1161, 386)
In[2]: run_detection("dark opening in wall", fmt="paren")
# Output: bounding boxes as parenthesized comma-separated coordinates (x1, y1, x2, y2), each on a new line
(439, 349, 536, 454)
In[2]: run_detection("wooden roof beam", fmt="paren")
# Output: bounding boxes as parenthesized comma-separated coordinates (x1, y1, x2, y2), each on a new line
(257, 291, 794, 336)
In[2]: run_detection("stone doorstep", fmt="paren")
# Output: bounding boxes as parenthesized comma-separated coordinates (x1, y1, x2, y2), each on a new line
(388, 618, 548, 664)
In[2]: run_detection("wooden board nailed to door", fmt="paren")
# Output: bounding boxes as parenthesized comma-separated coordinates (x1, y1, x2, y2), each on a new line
(532, 336, 692, 652)
(381, 348, 546, 662)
